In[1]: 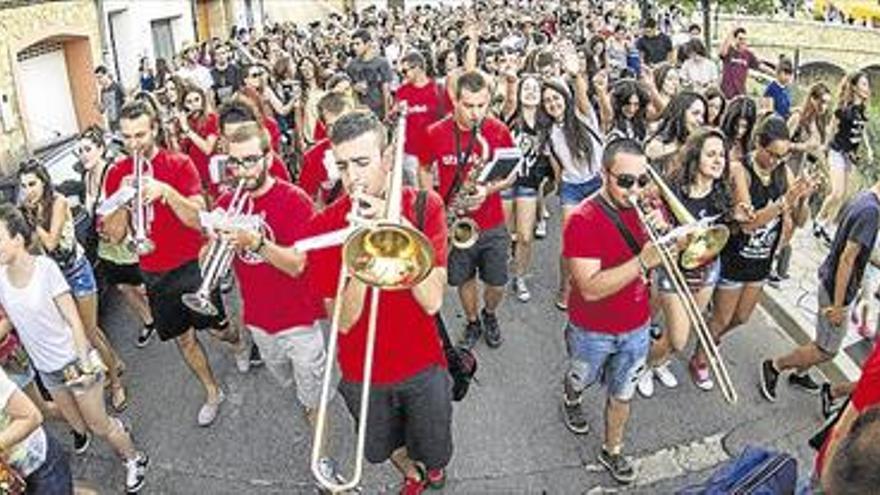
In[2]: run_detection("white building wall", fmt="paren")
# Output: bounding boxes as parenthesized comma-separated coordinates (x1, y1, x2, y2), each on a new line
(102, 0, 196, 90)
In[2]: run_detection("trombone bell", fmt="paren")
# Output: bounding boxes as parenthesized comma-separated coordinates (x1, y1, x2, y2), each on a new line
(680, 225, 729, 270)
(343, 223, 434, 290)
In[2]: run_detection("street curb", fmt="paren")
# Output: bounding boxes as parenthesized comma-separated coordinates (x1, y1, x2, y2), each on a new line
(759, 291, 861, 384)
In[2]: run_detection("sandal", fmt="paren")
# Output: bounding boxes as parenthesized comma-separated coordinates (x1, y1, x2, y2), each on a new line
(110, 384, 128, 413)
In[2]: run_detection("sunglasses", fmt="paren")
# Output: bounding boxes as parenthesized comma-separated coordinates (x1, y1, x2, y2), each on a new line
(247, 70, 264, 78)
(609, 170, 650, 189)
(227, 154, 265, 169)
(74, 145, 93, 156)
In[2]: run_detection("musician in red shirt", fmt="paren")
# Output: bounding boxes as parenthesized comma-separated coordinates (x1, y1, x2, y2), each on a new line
(178, 84, 219, 195)
(415, 71, 516, 351)
(561, 139, 670, 485)
(102, 100, 230, 427)
(307, 110, 452, 492)
(298, 91, 354, 208)
(216, 123, 327, 424)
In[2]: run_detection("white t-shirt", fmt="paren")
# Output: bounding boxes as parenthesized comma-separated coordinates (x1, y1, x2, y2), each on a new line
(680, 57, 719, 89)
(548, 109, 604, 184)
(0, 368, 47, 476)
(0, 257, 76, 372)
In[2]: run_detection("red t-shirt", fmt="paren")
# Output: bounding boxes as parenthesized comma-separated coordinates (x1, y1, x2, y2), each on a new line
(268, 154, 292, 183)
(298, 139, 338, 204)
(313, 120, 327, 143)
(562, 196, 650, 333)
(217, 180, 324, 332)
(263, 117, 281, 152)
(396, 80, 449, 156)
(815, 342, 880, 477)
(181, 113, 219, 194)
(104, 149, 204, 273)
(414, 116, 512, 232)
(306, 188, 448, 384)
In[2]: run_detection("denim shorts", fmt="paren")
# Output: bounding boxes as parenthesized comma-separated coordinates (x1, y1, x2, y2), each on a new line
(560, 176, 602, 206)
(815, 284, 846, 355)
(38, 361, 105, 395)
(500, 185, 538, 200)
(61, 256, 98, 298)
(565, 321, 650, 402)
(5, 361, 36, 390)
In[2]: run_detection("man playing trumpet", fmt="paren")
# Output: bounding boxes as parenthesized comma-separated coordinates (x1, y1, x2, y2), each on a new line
(102, 100, 230, 427)
(307, 110, 453, 493)
(213, 123, 328, 425)
(561, 139, 678, 485)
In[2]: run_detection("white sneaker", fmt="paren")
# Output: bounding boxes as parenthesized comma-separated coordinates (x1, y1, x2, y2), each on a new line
(653, 362, 679, 388)
(124, 452, 149, 493)
(637, 371, 654, 398)
(234, 345, 251, 374)
(198, 390, 225, 427)
(515, 277, 531, 302)
(535, 219, 547, 239)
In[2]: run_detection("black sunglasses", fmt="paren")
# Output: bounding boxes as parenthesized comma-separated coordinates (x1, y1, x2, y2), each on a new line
(227, 154, 265, 169)
(609, 170, 650, 190)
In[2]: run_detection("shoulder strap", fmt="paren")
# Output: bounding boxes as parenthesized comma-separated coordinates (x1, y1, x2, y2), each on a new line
(595, 195, 641, 256)
(415, 189, 455, 351)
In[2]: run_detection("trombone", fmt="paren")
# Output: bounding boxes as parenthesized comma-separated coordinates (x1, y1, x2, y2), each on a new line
(310, 105, 435, 493)
(129, 151, 155, 255)
(631, 163, 738, 404)
(181, 179, 257, 316)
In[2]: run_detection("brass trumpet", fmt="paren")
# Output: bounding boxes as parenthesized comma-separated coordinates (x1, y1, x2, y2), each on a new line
(128, 151, 155, 255)
(630, 164, 737, 404)
(311, 105, 434, 492)
(181, 180, 257, 316)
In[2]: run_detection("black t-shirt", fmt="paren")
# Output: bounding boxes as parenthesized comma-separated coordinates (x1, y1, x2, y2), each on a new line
(636, 33, 672, 65)
(346, 55, 393, 119)
(211, 64, 242, 105)
(819, 191, 880, 305)
(830, 103, 867, 154)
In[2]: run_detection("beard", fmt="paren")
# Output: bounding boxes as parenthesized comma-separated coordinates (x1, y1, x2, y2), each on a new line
(242, 168, 268, 192)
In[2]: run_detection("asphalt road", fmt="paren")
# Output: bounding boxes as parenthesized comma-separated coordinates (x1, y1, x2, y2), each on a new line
(60, 202, 826, 494)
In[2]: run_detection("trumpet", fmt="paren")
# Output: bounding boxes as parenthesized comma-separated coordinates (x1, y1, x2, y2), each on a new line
(129, 151, 155, 255)
(181, 180, 257, 316)
(447, 124, 490, 250)
(311, 105, 435, 492)
(629, 164, 737, 404)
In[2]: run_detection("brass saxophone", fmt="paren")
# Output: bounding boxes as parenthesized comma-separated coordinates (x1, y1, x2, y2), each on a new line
(447, 124, 490, 250)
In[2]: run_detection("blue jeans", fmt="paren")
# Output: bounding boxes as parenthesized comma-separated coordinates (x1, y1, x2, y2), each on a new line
(560, 176, 602, 206)
(26, 434, 73, 495)
(565, 321, 650, 401)
(61, 256, 97, 298)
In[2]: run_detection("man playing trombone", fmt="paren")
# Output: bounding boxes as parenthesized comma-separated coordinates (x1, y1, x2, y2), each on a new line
(214, 123, 328, 425)
(561, 139, 676, 485)
(307, 110, 452, 493)
(102, 100, 231, 427)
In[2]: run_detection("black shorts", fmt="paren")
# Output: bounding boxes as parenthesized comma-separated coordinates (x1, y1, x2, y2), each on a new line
(142, 260, 227, 341)
(100, 259, 144, 287)
(448, 225, 509, 287)
(338, 366, 453, 469)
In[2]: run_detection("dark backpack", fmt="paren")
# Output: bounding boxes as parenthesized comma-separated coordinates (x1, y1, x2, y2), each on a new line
(415, 190, 477, 401)
(678, 446, 799, 495)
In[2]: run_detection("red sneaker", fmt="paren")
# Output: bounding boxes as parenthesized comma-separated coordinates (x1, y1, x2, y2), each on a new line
(400, 475, 426, 495)
(426, 468, 446, 489)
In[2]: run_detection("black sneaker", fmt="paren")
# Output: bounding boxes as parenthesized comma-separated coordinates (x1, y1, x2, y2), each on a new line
(482, 309, 503, 348)
(72, 430, 91, 454)
(767, 273, 782, 289)
(249, 343, 264, 367)
(136, 324, 155, 348)
(813, 224, 833, 247)
(561, 395, 590, 435)
(760, 359, 780, 402)
(789, 371, 821, 394)
(459, 320, 482, 349)
(598, 447, 636, 485)
(820, 382, 841, 419)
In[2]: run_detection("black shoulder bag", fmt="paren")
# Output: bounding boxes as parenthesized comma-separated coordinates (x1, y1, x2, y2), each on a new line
(416, 190, 477, 401)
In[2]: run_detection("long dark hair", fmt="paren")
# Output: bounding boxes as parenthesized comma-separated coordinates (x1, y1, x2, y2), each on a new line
(16, 159, 54, 230)
(507, 74, 541, 132)
(753, 115, 791, 191)
(537, 79, 594, 164)
(720, 96, 757, 156)
(704, 85, 726, 127)
(652, 90, 707, 146)
(795, 82, 831, 143)
(668, 127, 733, 219)
(610, 79, 649, 142)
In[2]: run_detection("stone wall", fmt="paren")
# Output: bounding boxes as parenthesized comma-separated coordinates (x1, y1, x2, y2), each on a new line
(714, 15, 880, 72)
(0, 0, 102, 173)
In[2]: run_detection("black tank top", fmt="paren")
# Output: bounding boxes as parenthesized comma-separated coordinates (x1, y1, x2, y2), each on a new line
(720, 156, 785, 282)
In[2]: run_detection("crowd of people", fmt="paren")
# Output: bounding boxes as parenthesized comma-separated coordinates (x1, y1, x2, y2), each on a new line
(0, 0, 878, 493)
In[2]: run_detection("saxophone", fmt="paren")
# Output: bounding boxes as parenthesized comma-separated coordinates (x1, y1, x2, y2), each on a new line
(448, 124, 490, 250)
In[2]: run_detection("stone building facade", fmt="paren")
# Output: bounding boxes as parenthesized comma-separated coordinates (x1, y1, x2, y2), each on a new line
(0, 0, 103, 173)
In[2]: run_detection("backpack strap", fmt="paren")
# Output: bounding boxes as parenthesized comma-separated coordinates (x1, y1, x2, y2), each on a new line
(415, 189, 455, 352)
